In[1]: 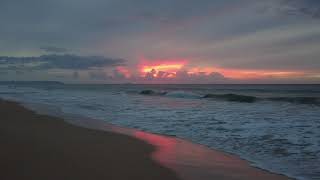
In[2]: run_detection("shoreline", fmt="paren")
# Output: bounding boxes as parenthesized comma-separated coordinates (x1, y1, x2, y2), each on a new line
(1, 99, 293, 180)
(0, 99, 180, 180)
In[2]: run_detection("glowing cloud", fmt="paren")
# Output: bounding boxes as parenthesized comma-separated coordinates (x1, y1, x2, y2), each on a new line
(142, 64, 184, 73)
(188, 66, 305, 79)
(139, 57, 187, 78)
(107, 57, 312, 83)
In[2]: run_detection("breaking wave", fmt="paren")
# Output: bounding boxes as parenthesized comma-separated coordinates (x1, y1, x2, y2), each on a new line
(266, 97, 319, 105)
(139, 90, 320, 105)
(203, 93, 257, 103)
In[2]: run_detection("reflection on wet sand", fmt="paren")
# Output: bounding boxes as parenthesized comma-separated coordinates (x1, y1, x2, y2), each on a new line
(132, 131, 291, 180)
(72, 117, 291, 180)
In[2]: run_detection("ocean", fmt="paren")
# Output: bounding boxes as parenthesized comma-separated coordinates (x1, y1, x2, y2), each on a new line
(0, 82, 319, 180)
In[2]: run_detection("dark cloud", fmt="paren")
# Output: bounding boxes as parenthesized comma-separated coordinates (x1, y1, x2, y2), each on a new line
(209, 72, 226, 80)
(134, 69, 227, 83)
(112, 69, 126, 79)
(282, 0, 320, 19)
(176, 71, 227, 83)
(40, 46, 68, 53)
(72, 71, 79, 79)
(0, 70, 8, 75)
(0, 0, 235, 52)
(0, 54, 125, 70)
(264, 0, 320, 19)
(88, 71, 108, 80)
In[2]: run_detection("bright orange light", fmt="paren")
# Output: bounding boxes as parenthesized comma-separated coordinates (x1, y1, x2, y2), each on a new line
(139, 57, 187, 78)
(142, 64, 184, 73)
(135, 56, 306, 80)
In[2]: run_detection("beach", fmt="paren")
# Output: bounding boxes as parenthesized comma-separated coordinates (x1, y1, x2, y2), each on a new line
(0, 99, 180, 180)
(0, 98, 294, 180)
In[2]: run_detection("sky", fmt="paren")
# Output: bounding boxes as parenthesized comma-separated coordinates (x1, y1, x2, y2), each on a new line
(0, 0, 320, 83)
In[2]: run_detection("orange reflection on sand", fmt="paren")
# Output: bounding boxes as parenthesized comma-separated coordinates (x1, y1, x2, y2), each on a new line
(79, 119, 290, 180)
(132, 130, 289, 180)
(133, 131, 178, 164)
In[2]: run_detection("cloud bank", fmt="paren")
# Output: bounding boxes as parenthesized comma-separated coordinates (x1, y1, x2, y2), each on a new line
(40, 46, 68, 53)
(0, 54, 124, 70)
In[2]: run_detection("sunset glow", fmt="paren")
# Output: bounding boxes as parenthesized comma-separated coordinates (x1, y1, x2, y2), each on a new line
(215, 68, 305, 79)
(133, 57, 307, 81)
(139, 58, 187, 78)
(142, 64, 184, 73)
(2, 1, 320, 179)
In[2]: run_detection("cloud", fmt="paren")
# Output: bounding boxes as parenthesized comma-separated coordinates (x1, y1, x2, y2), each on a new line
(0, 70, 8, 74)
(0, 54, 125, 70)
(0, 0, 319, 83)
(72, 71, 79, 79)
(175, 70, 227, 83)
(88, 71, 108, 80)
(119, 69, 228, 84)
(263, 0, 320, 19)
(40, 46, 68, 53)
(283, 0, 320, 19)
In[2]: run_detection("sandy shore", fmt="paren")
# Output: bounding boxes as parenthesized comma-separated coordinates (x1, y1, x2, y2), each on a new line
(0, 99, 180, 180)
(0, 99, 292, 180)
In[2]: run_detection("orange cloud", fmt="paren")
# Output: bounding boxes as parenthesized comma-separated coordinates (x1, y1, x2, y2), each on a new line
(215, 68, 305, 79)
(142, 64, 184, 73)
(113, 57, 308, 82)
(189, 66, 304, 79)
(139, 57, 187, 78)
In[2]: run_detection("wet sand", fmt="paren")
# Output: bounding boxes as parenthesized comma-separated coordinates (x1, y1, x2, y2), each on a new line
(0, 99, 180, 180)
(0, 99, 293, 180)
(70, 113, 294, 180)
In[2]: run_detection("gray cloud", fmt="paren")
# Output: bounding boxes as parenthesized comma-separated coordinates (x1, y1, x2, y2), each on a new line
(88, 71, 108, 80)
(128, 69, 227, 83)
(0, 0, 243, 54)
(283, 0, 320, 19)
(0, 54, 125, 70)
(175, 71, 227, 83)
(40, 46, 68, 53)
(72, 71, 79, 79)
(263, 0, 320, 19)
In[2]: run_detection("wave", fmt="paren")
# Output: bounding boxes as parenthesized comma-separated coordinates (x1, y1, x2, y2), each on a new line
(204, 94, 320, 105)
(203, 93, 257, 103)
(138, 89, 320, 105)
(267, 97, 319, 105)
(139, 90, 167, 95)
(165, 91, 201, 99)
(139, 90, 201, 99)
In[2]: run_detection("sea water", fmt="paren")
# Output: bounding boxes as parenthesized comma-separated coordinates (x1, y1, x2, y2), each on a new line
(0, 82, 319, 180)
